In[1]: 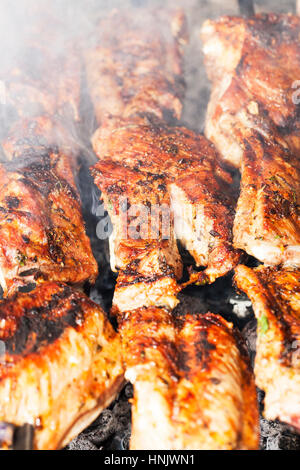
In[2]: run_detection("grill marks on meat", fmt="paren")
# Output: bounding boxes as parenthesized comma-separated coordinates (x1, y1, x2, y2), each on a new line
(119, 308, 259, 450)
(119, 307, 177, 449)
(234, 265, 300, 430)
(0, 41, 81, 163)
(1, 41, 81, 127)
(2, 115, 78, 163)
(201, 14, 300, 266)
(0, 26, 98, 295)
(202, 13, 300, 166)
(234, 130, 300, 266)
(92, 117, 182, 311)
(85, 8, 187, 125)
(92, 115, 240, 311)
(0, 282, 124, 450)
(174, 313, 258, 450)
(0, 151, 98, 296)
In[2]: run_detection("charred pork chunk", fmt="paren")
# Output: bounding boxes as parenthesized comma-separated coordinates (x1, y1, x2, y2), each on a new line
(233, 128, 300, 266)
(0, 44, 81, 172)
(0, 20, 81, 161)
(202, 14, 300, 266)
(235, 265, 300, 431)
(202, 13, 300, 166)
(1, 115, 77, 162)
(0, 150, 98, 297)
(0, 282, 124, 450)
(85, 8, 187, 126)
(92, 115, 240, 312)
(119, 309, 259, 450)
(1, 37, 81, 126)
(0, 25, 98, 295)
(120, 306, 177, 450)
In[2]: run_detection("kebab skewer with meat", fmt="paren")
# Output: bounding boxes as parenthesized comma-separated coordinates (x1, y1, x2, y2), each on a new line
(85, 8, 259, 451)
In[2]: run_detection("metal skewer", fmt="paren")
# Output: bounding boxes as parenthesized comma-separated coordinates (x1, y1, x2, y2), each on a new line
(238, 0, 255, 16)
(13, 423, 34, 450)
(0, 422, 34, 450)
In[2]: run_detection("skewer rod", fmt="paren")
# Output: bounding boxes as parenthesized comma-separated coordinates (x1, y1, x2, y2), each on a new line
(238, 0, 255, 16)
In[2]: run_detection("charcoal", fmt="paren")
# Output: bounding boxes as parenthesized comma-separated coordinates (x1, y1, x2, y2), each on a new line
(260, 418, 300, 450)
(66, 435, 98, 451)
(242, 318, 257, 367)
(124, 383, 134, 399)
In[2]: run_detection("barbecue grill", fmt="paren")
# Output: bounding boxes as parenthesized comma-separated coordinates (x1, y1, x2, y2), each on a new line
(0, 0, 299, 451)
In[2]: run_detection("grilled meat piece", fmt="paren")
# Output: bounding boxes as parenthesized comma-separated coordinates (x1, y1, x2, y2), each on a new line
(0, 282, 124, 450)
(2, 115, 78, 162)
(2, 41, 81, 125)
(120, 307, 177, 450)
(92, 115, 240, 311)
(112, 247, 181, 313)
(85, 8, 187, 125)
(202, 13, 300, 167)
(202, 14, 300, 266)
(233, 128, 300, 267)
(119, 308, 259, 450)
(0, 150, 98, 297)
(174, 313, 259, 450)
(0, 24, 81, 161)
(234, 265, 300, 430)
(92, 117, 182, 311)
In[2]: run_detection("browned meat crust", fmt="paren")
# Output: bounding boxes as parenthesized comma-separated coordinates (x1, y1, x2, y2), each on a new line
(92, 115, 240, 311)
(233, 126, 300, 266)
(0, 150, 98, 296)
(234, 265, 300, 429)
(119, 308, 259, 449)
(0, 282, 124, 449)
(85, 8, 187, 126)
(1, 40, 81, 126)
(0, 28, 98, 295)
(202, 13, 300, 165)
(2, 115, 78, 162)
(202, 14, 300, 266)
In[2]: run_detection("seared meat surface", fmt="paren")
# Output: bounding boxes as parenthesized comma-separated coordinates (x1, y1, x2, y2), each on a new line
(0, 24, 98, 296)
(120, 307, 177, 450)
(235, 265, 300, 430)
(233, 128, 300, 267)
(202, 14, 300, 266)
(2, 39, 80, 126)
(0, 282, 124, 450)
(0, 150, 97, 297)
(2, 115, 77, 162)
(92, 114, 240, 311)
(85, 8, 187, 125)
(120, 308, 259, 450)
(202, 13, 300, 166)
